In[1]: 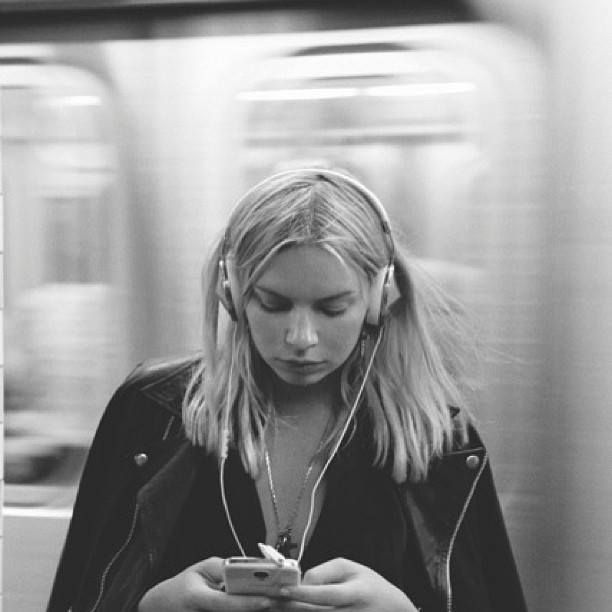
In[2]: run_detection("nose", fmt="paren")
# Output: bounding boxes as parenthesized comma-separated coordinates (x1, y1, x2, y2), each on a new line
(285, 308, 318, 350)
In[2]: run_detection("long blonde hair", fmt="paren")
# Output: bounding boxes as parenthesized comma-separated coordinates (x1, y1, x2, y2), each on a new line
(183, 169, 474, 483)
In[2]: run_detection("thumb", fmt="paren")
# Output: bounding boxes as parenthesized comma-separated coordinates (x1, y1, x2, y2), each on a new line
(302, 558, 356, 585)
(190, 556, 225, 583)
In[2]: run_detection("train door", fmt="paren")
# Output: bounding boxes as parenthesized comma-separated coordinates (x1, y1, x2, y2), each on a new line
(1, 53, 129, 610)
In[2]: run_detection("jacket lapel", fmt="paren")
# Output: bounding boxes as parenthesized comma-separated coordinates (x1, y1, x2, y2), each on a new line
(401, 445, 487, 602)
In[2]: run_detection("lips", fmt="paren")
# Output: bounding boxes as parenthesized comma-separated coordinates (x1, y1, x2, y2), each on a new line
(277, 359, 324, 370)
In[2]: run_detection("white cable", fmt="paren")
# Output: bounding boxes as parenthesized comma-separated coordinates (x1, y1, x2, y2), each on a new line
(219, 327, 247, 557)
(297, 327, 384, 563)
(220, 324, 384, 562)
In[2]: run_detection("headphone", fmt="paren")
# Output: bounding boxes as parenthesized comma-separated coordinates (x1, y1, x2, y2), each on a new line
(217, 168, 398, 327)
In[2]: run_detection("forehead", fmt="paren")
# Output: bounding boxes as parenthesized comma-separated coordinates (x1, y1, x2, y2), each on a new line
(255, 245, 365, 297)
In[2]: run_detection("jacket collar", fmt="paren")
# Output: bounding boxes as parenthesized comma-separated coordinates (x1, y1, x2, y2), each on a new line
(135, 355, 199, 418)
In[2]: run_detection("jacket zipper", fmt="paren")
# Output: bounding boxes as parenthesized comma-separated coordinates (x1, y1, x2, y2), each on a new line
(444, 454, 488, 612)
(88, 502, 141, 612)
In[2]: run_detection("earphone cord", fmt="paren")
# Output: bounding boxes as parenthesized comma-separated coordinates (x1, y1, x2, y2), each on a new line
(220, 325, 384, 562)
(296, 326, 384, 563)
(219, 326, 247, 557)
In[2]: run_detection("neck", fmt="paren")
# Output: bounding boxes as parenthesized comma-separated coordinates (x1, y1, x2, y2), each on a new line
(270, 370, 339, 420)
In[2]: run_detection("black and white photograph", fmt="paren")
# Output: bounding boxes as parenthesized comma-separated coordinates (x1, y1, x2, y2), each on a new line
(1, 2, 611, 611)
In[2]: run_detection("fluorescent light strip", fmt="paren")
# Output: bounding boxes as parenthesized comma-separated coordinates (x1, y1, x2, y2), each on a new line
(3, 506, 73, 519)
(237, 87, 360, 101)
(43, 95, 102, 107)
(238, 82, 474, 102)
(365, 82, 475, 97)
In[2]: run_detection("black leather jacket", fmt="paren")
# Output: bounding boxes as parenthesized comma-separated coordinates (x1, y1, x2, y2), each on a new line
(47, 356, 527, 612)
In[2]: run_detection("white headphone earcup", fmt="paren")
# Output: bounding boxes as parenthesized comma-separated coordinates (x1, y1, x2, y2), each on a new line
(365, 265, 399, 326)
(366, 267, 388, 326)
(217, 258, 241, 321)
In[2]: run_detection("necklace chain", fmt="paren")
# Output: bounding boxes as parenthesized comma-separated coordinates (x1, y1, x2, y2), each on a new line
(264, 448, 315, 554)
(264, 412, 332, 556)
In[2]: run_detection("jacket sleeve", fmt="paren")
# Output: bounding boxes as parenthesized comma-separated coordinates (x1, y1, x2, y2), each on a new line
(46, 379, 135, 612)
(451, 436, 529, 612)
(47, 357, 195, 612)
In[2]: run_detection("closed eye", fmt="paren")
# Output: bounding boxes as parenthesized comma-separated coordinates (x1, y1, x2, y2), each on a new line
(255, 295, 291, 312)
(252, 288, 357, 316)
(318, 304, 348, 317)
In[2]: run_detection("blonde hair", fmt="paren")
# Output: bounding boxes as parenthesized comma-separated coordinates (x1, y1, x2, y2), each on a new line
(183, 169, 474, 483)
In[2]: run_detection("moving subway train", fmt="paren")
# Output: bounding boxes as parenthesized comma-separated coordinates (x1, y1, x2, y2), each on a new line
(2, 2, 611, 611)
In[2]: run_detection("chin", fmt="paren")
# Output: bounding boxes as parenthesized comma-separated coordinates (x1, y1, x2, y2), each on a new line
(273, 370, 328, 387)
(269, 362, 345, 389)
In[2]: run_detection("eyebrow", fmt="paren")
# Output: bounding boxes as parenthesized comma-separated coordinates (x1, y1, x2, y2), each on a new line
(253, 286, 357, 302)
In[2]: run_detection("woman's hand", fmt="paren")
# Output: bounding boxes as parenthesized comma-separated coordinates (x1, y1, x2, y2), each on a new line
(272, 558, 419, 612)
(137, 557, 273, 611)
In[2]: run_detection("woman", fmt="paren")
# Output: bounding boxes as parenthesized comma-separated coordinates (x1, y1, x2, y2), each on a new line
(48, 168, 527, 612)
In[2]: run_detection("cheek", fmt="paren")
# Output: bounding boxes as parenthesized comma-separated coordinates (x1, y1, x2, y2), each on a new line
(323, 314, 365, 358)
(245, 310, 277, 354)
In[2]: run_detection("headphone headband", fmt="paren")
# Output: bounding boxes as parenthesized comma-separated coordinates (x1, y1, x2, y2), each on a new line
(217, 167, 398, 326)
(221, 167, 394, 264)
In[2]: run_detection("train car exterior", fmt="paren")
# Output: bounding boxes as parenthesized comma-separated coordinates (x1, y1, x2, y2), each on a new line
(3, 2, 612, 612)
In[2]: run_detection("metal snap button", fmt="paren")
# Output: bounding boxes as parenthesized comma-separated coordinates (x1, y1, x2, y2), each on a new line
(134, 452, 149, 467)
(466, 454, 480, 470)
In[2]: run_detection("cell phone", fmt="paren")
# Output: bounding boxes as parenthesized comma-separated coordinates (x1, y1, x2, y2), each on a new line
(222, 556, 301, 595)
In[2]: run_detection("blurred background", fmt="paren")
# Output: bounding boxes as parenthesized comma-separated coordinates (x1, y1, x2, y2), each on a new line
(1, 0, 611, 610)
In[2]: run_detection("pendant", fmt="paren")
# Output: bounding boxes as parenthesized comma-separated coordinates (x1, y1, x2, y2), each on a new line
(275, 530, 297, 558)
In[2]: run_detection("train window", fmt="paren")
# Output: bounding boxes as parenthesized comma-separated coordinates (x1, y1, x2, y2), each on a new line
(2, 61, 127, 508)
